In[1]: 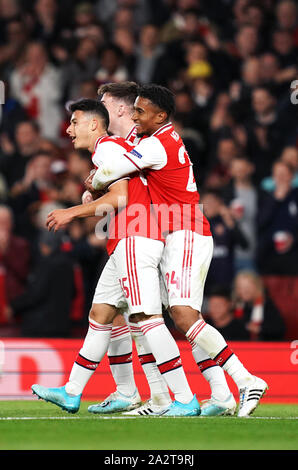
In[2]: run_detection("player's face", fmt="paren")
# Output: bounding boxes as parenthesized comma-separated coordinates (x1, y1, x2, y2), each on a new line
(132, 97, 166, 136)
(100, 93, 119, 134)
(66, 110, 92, 149)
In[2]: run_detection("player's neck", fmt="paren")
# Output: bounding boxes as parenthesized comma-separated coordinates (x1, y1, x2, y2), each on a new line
(89, 131, 107, 152)
(112, 120, 135, 139)
(149, 120, 171, 136)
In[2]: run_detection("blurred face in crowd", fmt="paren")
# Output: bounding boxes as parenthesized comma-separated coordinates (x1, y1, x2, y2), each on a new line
(217, 139, 238, 166)
(252, 88, 276, 115)
(272, 30, 294, 55)
(113, 28, 134, 55)
(140, 24, 159, 50)
(272, 161, 293, 186)
(259, 54, 279, 83)
(241, 57, 261, 86)
(31, 154, 52, 182)
(236, 25, 258, 57)
(230, 158, 254, 182)
(234, 273, 261, 302)
(281, 147, 298, 170)
(208, 295, 232, 322)
(276, 0, 297, 30)
(15, 122, 40, 154)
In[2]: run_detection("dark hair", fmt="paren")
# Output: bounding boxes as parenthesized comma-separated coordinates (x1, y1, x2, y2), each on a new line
(69, 99, 109, 130)
(137, 84, 176, 118)
(98, 81, 138, 107)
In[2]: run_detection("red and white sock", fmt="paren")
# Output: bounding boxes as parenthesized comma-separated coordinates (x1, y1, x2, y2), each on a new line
(107, 325, 137, 397)
(138, 318, 194, 404)
(191, 344, 231, 401)
(65, 318, 112, 396)
(186, 319, 253, 389)
(129, 322, 171, 406)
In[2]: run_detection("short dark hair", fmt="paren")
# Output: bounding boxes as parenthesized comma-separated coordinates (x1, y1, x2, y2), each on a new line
(69, 98, 109, 130)
(136, 84, 176, 118)
(98, 81, 138, 107)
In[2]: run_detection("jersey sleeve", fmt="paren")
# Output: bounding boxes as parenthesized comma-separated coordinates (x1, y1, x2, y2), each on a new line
(91, 137, 167, 190)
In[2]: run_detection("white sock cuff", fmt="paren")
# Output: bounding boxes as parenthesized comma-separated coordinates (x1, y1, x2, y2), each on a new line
(138, 318, 165, 335)
(88, 317, 113, 331)
(186, 319, 206, 346)
(110, 325, 131, 342)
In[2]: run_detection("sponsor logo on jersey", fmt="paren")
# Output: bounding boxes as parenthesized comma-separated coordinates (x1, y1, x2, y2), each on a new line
(130, 149, 143, 159)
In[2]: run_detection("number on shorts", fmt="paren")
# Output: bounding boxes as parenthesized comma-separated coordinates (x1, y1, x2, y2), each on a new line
(119, 277, 129, 298)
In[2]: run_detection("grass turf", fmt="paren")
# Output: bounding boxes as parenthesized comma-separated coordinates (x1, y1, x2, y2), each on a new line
(0, 401, 297, 450)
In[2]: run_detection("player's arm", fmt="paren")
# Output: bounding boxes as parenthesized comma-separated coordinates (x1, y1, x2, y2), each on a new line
(46, 179, 128, 232)
(92, 137, 167, 190)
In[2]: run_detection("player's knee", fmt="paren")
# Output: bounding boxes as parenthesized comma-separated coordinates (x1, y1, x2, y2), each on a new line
(89, 304, 117, 324)
(170, 305, 202, 333)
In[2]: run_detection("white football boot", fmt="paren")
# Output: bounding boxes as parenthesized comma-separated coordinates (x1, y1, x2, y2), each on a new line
(238, 376, 268, 417)
(122, 399, 171, 416)
(200, 394, 237, 416)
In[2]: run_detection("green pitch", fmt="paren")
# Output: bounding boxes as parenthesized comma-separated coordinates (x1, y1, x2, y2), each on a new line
(0, 401, 297, 450)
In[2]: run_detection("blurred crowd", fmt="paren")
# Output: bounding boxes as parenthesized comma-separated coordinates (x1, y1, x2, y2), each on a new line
(0, 0, 297, 340)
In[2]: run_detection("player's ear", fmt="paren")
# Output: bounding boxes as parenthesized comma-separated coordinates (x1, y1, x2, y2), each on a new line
(118, 104, 125, 117)
(156, 111, 168, 125)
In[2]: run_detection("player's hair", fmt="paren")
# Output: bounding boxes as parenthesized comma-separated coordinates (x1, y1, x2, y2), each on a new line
(97, 81, 138, 107)
(69, 98, 109, 130)
(136, 84, 176, 119)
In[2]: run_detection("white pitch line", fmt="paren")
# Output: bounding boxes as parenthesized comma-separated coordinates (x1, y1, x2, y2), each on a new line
(0, 416, 298, 421)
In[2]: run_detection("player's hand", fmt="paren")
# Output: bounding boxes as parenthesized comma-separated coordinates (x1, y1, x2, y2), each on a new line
(84, 169, 96, 192)
(46, 208, 74, 232)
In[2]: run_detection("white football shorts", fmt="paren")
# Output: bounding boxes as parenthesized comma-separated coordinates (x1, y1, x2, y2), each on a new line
(92, 236, 164, 315)
(160, 230, 213, 311)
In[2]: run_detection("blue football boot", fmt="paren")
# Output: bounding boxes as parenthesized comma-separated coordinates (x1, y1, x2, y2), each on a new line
(31, 384, 81, 413)
(161, 394, 201, 416)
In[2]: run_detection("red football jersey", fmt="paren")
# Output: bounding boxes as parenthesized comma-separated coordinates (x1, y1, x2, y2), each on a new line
(123, 123, 212, 236)
(91, 133, 162, 255)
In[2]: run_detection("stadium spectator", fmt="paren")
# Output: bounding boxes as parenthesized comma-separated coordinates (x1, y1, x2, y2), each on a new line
(232, 270, 286, 341)
(222, 156, 258, 272)
(0, 204, 31, 324)
(205, 285, 250, 341)
(0, 120, 41, 188)
(133, 24, 165, 85)
(0, 0, 297, 340)
(8, 229, 75, 337)
(95, 44, 129, 85)
(60, 37, 101, 101)
(205, 137, 240, 191)
(257, 160, 298, 275)
(202, 190, 249, 293)
(9, 41, 63, 140)
(244, 85, 295, 184)
(261, 146, 298, 192)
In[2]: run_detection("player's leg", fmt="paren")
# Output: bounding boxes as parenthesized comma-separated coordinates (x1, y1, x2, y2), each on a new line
(32, 257, 131, 413)
(107, 312, 137, 397)
(88, 311, 142, 414)
(116, 236, 199, 416)
(163, 230, 267, 417)
(128, 319, 171, 408)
